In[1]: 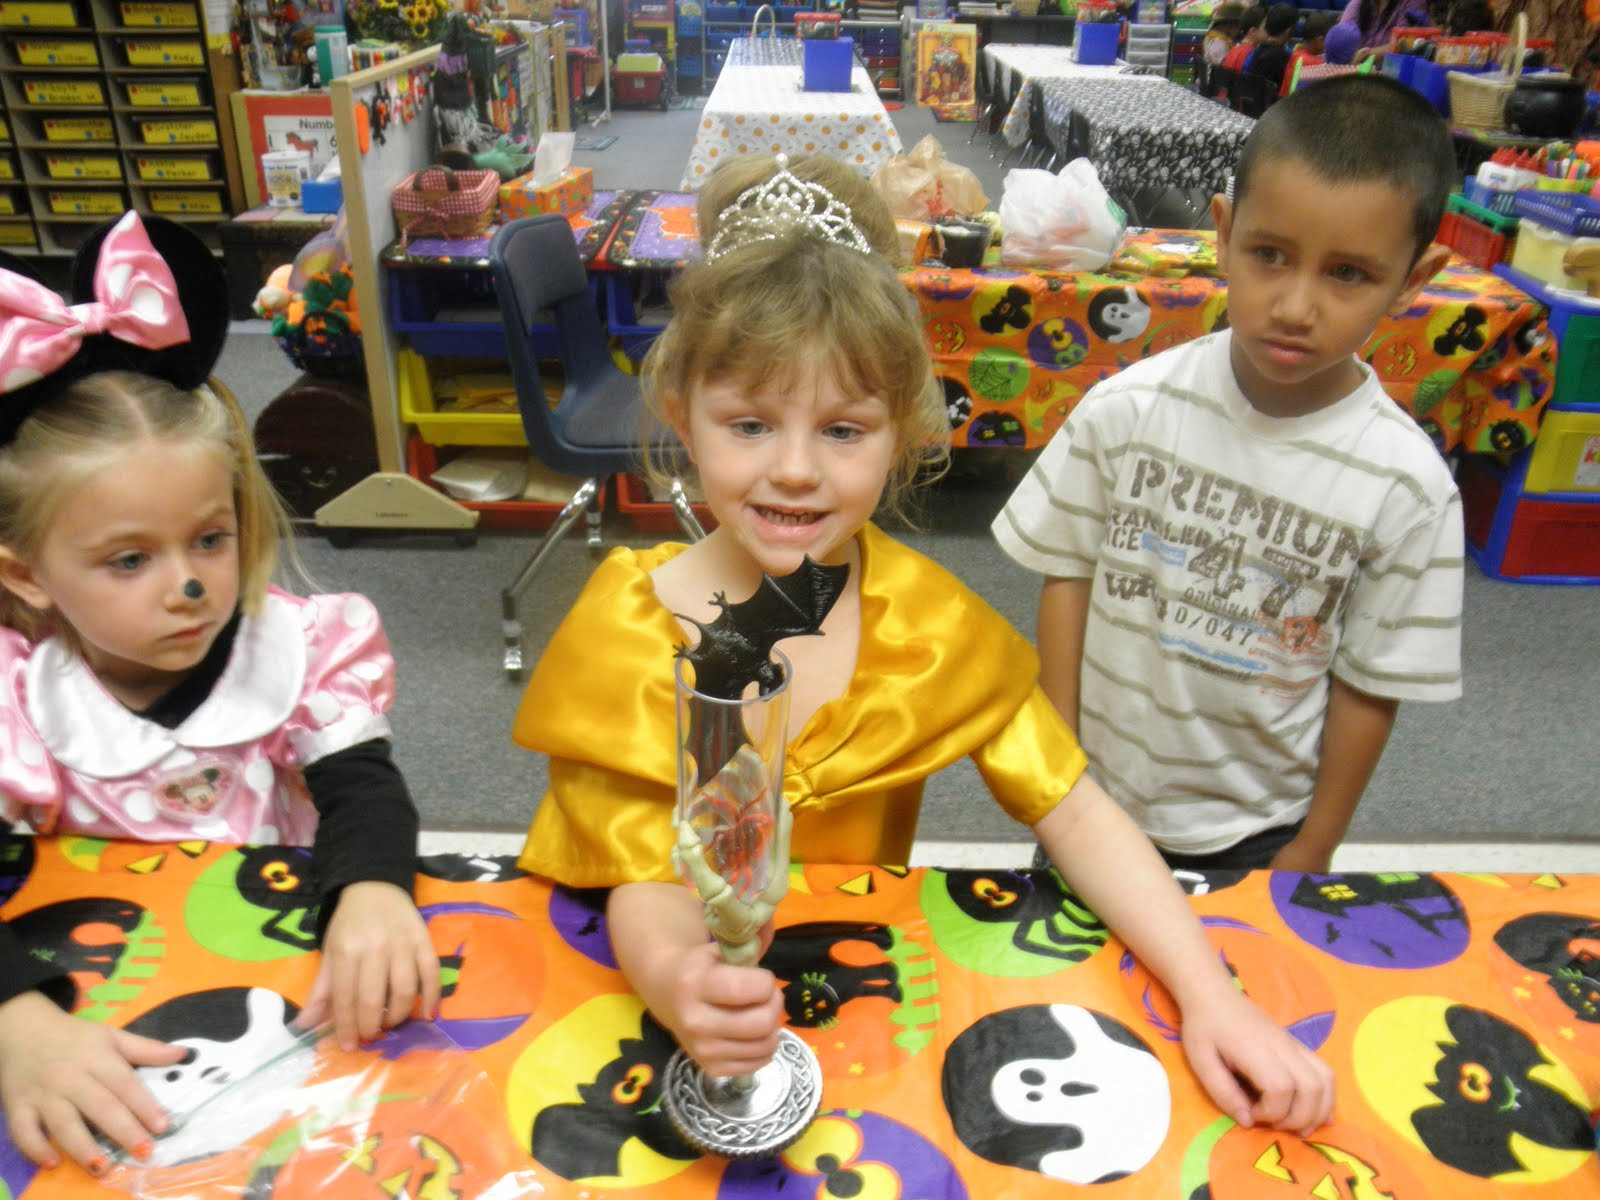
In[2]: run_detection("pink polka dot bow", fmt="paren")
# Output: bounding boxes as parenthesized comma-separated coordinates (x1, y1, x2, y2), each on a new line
(0, 210, 191, 396)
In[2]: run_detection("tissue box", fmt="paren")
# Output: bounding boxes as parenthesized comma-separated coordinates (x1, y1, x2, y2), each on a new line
(499, 165, 593, 220)
(301, 176, 343, 214)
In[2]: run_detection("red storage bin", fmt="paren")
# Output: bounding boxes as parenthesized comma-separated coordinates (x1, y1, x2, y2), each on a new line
(1436, 210, 1508, 270)
(614, 61, 669, 108)
(406, 438, 601, 532)
(617, 473, 715, 533)
(1460, 452, 1600, 585)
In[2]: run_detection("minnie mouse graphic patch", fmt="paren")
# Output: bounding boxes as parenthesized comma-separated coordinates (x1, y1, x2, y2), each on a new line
(153, 758, 237, 821)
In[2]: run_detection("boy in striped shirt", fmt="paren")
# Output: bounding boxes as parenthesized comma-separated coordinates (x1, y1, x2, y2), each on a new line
(993, 76, 1462, 873)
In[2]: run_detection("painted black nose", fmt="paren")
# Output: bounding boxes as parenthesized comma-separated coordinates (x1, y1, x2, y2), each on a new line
(182, 579, 205, 600)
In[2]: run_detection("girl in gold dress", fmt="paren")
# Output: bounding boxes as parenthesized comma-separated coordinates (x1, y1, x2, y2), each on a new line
(512, 154, 1334, 1137)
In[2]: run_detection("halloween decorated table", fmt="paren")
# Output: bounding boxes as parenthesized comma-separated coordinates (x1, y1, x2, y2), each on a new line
(1034, 76, 1256, 207)
(382, 204, 1556, 456)
(3, 836, 1599, 1198)
(682, 55, 904, 191)
(981, 44, 1162, 149)
(924, 229, 1556, 454)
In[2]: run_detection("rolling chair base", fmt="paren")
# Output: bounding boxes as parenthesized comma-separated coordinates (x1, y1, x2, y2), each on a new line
(500, 475, 705, 677)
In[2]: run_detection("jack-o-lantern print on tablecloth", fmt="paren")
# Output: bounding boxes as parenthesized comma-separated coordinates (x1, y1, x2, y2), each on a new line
(1180, 1115, 1429, 1200)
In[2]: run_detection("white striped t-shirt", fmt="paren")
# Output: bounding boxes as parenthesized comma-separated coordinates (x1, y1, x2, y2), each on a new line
(993, 331, 1463, 855)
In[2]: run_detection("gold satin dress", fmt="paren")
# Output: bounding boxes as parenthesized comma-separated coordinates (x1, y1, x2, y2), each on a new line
(513, 522, 1087, 885)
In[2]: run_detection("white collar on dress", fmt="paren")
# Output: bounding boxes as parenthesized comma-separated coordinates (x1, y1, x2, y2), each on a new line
(26, 592, 306, 778)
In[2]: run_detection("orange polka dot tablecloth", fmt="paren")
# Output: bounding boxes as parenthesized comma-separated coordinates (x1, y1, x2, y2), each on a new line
(4, 836, 1599, 1198)
(682, 63, 903, 191)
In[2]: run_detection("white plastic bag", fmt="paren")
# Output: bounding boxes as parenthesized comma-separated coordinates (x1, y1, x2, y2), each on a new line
(998, 158, 1127, 272)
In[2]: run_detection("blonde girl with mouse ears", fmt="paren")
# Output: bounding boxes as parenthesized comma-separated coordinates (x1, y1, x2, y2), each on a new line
(0, 212, 438, 1177)
(511, 153, 1335, 1138)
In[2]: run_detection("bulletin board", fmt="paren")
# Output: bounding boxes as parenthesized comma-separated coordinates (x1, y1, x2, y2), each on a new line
(230, 90, 339, 209)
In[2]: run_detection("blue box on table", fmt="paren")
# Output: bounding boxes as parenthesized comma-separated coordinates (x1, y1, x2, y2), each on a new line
(301, 176, 342, 214)
(1073, 19, 1121, 65)
(803, 35, 854, 91)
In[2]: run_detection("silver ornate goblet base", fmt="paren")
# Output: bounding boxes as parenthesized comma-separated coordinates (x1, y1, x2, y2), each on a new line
(662, 1029, 822, 1158)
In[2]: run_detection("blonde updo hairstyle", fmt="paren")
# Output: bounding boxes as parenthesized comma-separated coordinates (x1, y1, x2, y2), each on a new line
(0, 370, 295, 647)
(642, 155, 948, 523)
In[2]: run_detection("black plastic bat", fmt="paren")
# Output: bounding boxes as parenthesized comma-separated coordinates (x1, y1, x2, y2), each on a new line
(677, 557, 850, 701)
(675, 557, 850, 788)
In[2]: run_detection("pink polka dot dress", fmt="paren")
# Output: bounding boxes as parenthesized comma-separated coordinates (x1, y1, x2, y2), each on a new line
(0, 589, 397, 845)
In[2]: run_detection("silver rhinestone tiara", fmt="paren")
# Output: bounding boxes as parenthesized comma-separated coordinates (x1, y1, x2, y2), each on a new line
(705, 154, 873, 261)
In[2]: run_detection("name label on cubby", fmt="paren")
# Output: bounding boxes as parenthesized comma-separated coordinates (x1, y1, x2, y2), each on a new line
(124, 38, 204, 64)
(148, 188, 219, 212)
(126, 80, 202, 105)
(46, 152, 121, 178)
(15, 38, 98, 63)
(119, 1, 199, 25)
(139, 117, 216, 143)
(23, 78, 105, 104)
(43, 116, 115, 141)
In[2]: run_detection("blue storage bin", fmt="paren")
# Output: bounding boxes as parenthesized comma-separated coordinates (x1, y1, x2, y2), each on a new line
(1381, 52, 1421, 88)
(1411, 57, 1485, 116)
(553, 8, 591, 45)
(677, 52, 701, 75)
(1074, 19, 1120, 65)
(803, 35, 853, 91)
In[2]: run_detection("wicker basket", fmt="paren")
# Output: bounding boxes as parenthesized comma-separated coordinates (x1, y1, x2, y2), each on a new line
(391, 166, 499, 245)
(1448, 12, 1525, 133)
(1014, 0, 1041, 14)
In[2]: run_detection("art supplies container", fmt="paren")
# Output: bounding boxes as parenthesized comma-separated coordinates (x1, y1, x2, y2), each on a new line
(261, 148, 310, 208)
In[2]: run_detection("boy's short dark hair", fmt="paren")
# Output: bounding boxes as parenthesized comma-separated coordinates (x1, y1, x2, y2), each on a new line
(1230, 74, 1454, 262)
(1238, 5, 1265, 33)
(1263, 3, 1297, 37)
(1304, 10, 1338, 39)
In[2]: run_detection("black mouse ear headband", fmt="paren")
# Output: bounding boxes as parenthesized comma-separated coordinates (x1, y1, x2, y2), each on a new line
(0, 210, 229, 444)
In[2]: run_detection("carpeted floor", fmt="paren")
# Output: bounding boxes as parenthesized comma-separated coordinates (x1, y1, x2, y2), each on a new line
(217, 92, 1599, 848)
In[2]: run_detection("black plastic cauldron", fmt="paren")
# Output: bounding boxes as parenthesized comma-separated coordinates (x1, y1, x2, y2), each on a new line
(1503, 74, 1588, 139)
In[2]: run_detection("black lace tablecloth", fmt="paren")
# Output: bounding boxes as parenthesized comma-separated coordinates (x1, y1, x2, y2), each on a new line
(725, 33, 867, 69)
(1036, 76, 1254, 196)
(726, 35, 804, 67)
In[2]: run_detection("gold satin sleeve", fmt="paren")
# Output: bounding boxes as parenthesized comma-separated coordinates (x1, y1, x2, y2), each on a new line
(514, 545, 686, 887)
(971, 685, 1089, 828)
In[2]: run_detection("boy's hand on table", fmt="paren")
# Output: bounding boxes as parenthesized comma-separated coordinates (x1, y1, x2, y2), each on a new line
(1177, 984, 1335, 1138)
(302, 881, 441, 1051)
(0, 990, 184, 1172)
(1268, 838, 1335, 873)
(664, 940, 786, 1078)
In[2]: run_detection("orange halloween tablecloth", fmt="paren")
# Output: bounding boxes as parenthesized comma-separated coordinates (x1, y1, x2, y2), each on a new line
(928, 229, 1558, 455)
(5, 836, 1597, 1199)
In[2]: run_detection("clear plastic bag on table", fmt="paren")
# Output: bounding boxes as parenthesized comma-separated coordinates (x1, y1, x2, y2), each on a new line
(872, 134, 989, 222)
(100, 996, 542, 1198)
(998, 159, 1128, 273)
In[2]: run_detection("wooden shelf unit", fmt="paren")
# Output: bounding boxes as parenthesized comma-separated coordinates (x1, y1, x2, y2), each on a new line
(0, 0, 245, 256)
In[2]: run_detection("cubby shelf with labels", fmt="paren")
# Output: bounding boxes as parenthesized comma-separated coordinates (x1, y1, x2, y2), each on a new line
(0, 0, 244, 257)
